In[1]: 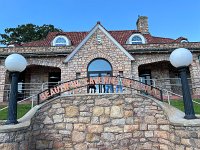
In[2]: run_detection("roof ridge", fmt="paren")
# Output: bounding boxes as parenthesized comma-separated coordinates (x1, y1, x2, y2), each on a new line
(49, 31, 89, 34)
(48, 29, 139, 33)
(108, 29, 138, 32)
(151, 35, 175, 40)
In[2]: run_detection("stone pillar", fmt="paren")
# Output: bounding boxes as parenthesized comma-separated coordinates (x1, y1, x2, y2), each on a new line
(0, 64, 7, 102)
(131, 63, 139, 80)
(189, 57, 200, 97)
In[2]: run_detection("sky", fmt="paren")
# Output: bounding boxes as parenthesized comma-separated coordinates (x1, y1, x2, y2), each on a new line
(0, 0, 200, 47)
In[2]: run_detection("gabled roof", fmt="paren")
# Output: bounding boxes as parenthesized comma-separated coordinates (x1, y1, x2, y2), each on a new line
(63, 23, 135, 63)
(18, 28, 186, 47)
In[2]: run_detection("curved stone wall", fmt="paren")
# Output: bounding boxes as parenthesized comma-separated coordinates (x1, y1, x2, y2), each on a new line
(30, 94, 172, 149)
(0, 94, 200, 150)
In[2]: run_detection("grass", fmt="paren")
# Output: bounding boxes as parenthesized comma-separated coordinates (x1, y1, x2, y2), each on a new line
(0, 104, 32, 120)
(170, 99, 200, 114)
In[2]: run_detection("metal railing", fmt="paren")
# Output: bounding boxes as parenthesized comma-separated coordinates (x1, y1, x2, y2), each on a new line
(0, 94, 37, 112)
(1, 78, 200, 110)
(0, 83, 44, 102)
(139, 78, 200, 108)
(1, 78, 200, 101)
(139, 78, 195, 94)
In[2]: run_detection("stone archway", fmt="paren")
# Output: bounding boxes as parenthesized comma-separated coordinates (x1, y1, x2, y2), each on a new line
(138, 61, 191, 95)
(13, 65, 61, 99)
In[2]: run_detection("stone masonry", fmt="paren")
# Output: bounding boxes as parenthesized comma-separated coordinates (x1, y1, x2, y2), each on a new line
(0, 39, 200, 102)
(0, 94, 200, 150)
(61, 28, 132, 82)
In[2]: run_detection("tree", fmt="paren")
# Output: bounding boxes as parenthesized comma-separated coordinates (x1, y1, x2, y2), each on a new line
(0, 24, 62, 45)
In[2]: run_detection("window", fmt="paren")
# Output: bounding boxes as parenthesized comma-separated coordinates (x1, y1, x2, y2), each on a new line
(88, 59, 112, 72)
(128, 34, 146, 44)
(76, 72, 81, 79)
(119, 71, 123, 77)
(198, 55, 200, 62)
(87, 58, 113, 93)
(131, 36, 142, 44)
(181, 39, 188, 43)
(96, 34, 102, 44)
(52, 35, 70, 46)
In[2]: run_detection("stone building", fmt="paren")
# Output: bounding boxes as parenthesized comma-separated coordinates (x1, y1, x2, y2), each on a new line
(0, 16, 200, 102)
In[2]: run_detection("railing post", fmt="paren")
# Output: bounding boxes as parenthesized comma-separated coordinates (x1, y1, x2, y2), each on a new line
(31, 96, 34, 108)
(41, 83, 45, 91)
(160, 89, 163, 101)
(152, 79, 155, 87)
(167, 91, 170, 105)
(37, 94, 40, 105)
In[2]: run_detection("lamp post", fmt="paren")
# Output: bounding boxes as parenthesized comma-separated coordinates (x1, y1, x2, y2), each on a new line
(169, 48, 196, 119)
(5, 53, 27, 124)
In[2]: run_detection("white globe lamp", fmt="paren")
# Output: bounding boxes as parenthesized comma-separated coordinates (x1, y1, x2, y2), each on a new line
(5, 53, 27, 72)
(5, 53, 27, 124)
(169, 48, 193, 68)
(169, 48, 196, 119)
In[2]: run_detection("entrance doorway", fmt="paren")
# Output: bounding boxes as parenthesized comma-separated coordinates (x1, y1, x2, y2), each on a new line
(139, 70, 152, 85)
(48, 72, 61, 88)
(87, 58, 112, 93)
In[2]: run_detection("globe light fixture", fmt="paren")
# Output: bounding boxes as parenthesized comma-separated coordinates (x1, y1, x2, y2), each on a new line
(170, 48, 196, 119)
(5, 53, 27, 124)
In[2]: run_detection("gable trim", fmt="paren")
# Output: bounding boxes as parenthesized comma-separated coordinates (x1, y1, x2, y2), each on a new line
(64, 23, 134, 63)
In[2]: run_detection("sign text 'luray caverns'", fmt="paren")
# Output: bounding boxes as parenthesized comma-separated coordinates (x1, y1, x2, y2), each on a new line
(38, 77, 162, 103)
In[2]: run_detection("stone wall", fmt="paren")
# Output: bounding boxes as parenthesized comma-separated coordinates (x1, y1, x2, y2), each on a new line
(0, 94, 200, 150)
(62, 29, 132, 81)
(0, 40, 200, 102)
(0, 66, 7, 102)
(0, 41, 200, 54)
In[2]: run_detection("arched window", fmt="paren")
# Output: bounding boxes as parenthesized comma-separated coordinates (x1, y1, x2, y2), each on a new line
(131, 36, 142, 44)
(181, 39, 188, 43)
(88, 59, 112, 72)
(87, 58, 113, 93)
(52, 35, 70, 46)
(128, 34, 146, 44)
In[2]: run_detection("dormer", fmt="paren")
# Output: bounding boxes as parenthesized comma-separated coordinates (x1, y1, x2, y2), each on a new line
(127, 33, 146, 44)
(52, 35, 71, 46)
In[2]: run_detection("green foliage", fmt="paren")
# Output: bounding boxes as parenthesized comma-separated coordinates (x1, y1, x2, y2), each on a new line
(0, 104, 32, 120)
(0, 24, 62, 45)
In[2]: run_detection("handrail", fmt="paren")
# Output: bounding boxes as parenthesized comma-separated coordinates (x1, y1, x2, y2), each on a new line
(1, 79, 200, 112)
(0, 94, 38, 112)
(162, 88, 183, 105)
(193, 100, 200, 105)
(162, 88, 200, 107)
(41, 82, 61, 91)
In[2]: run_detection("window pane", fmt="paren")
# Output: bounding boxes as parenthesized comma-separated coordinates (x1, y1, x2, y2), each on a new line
(55, 43, 67, 46)
(88, 59, 112, 71)
(56, 37, 66, 44)
(132, 36, 142, 44)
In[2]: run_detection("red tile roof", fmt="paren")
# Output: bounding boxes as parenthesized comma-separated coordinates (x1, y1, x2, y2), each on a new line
(18, 30, 186, 47)
(20, 32, 88, 47)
